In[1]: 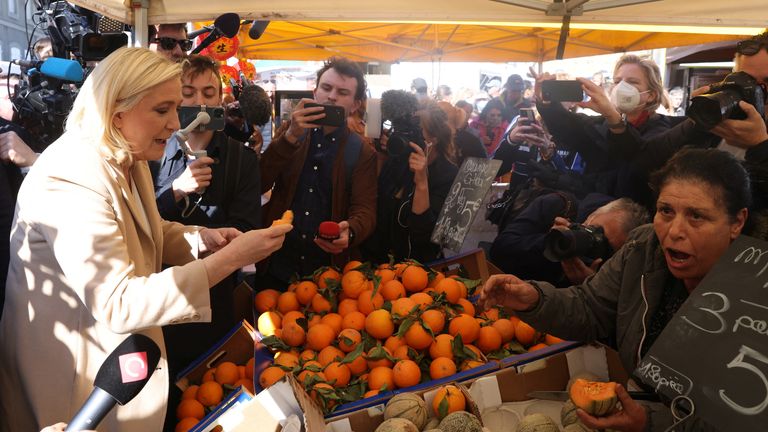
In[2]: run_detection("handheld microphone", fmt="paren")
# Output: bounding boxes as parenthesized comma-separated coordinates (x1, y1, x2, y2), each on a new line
(13, 57, 84, 82)
(65, 334, 161, 431)
(191, 13, 241, 55)
(239, 84, 272, 127)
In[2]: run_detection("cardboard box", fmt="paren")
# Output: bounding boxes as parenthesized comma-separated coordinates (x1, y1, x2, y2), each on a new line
(428, 248, 501, 282)
(465, 344, 629, 431)
(174, 320, 326, 432)
(326, 382, 481, 432)
(176, 320, 256, 390)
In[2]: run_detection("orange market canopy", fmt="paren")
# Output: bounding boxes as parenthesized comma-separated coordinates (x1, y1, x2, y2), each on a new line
(70, 0, 766, 62)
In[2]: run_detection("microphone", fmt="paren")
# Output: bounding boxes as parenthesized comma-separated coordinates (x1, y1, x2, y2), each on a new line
(65, 334, 161, 431)
(248, 20, 270, 40)
(381, 89, 420, 124)
(239, 84, 272, 127)
(13, 57, 84, 82)
(191, 13, 241, 55)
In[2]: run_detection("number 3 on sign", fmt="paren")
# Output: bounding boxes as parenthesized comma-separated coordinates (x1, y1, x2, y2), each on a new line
(682, 291, 730, 334)
(720, 345, 768, 415)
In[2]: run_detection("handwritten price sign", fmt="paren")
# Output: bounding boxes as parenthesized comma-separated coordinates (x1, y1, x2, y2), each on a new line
(430, 158, 501, 252)
(636, 236, 768, 431)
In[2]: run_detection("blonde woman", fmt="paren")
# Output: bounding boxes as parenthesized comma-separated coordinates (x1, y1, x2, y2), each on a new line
(0, 47, 291, 431)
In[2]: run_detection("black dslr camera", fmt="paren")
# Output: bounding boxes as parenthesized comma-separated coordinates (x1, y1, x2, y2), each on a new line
(687, 71, 766, 130)
(385, 116, 425, 157)
(379, 89, 425, 157)
(543, 224, 612, 262)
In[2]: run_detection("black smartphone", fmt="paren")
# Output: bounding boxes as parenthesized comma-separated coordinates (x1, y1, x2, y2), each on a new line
(304, 103, 346, 127)
(178, 106, 226, 131)
(541, 80, 584, 102)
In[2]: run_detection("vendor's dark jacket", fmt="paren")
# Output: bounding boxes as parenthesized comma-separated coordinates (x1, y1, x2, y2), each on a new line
(518, 224, 713, 431)
(260, 122, 377, 270)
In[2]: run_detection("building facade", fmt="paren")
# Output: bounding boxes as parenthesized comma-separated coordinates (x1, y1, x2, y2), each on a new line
(0, 0, 38, 63)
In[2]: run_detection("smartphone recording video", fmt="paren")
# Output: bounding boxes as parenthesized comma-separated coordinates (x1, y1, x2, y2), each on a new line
(305, 102, 346, 128)
(541, 80, 584, 102)
(178, 106, 226, 131)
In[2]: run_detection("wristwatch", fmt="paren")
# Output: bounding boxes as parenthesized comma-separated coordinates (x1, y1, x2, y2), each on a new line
(347, 226, 356, 245)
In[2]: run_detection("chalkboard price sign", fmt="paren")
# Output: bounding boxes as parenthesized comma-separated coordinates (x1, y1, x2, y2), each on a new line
(636, 235, 768, 431)
(430, 157, 501, 252)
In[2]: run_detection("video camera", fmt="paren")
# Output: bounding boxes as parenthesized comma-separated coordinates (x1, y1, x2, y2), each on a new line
(543, 223, 612, 262)
(379, 89, 425, 157)
(11, 0, 128, 144)
(687, 71, 766, 130)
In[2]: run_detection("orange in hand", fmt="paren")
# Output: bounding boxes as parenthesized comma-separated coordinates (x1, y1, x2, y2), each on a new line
(272, 210, 294, 226)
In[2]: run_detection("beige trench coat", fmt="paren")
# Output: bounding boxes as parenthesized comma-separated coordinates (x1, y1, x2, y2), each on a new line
(0, 132, 212, 431)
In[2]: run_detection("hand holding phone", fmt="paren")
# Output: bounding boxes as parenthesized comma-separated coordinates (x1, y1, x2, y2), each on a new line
(304, 103, 346, 128)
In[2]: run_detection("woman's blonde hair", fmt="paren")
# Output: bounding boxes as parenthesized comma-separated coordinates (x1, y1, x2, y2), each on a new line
(66, 47, 182, 165)
(613, 54, 664, 113)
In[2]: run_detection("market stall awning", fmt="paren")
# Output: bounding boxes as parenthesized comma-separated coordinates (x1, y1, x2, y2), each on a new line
(69, 0, 764, 62)
(233, 21, 750, 63)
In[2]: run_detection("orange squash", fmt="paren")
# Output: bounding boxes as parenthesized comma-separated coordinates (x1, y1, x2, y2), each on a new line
(568, 379, 618, 417)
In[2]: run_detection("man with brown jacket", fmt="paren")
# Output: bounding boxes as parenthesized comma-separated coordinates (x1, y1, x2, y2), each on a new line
(260, 57, 377, 284)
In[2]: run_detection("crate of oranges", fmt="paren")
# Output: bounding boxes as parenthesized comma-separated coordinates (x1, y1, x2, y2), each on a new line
(173, 320, 259, 432)
(253, 250, 577, 417)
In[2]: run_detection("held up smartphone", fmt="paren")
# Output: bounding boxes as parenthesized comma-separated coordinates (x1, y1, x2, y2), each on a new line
(178, 106, 226, 131)
(519, 107, 537, 125)
(541, 80, 584, 102)
(304, 102, 346, 128)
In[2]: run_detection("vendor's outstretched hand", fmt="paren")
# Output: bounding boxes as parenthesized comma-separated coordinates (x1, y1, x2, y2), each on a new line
(477, 274, 540, 313)
(577, 384, 648, 432)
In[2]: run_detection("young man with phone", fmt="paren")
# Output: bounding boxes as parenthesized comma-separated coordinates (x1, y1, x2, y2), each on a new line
(259, 56, 377, 285)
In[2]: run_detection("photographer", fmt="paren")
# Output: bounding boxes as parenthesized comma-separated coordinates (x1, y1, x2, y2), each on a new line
(364, 97, 459, 263)
(490, 195, 647, 286)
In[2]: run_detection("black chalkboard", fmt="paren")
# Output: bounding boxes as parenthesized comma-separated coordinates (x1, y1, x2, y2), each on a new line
(431, 157, 501, 252)
(636, 235, 768, 431)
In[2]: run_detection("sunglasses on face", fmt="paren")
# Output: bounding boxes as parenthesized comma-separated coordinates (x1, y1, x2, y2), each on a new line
(153, 37, 193, 51)
(736, 36, 768, 56)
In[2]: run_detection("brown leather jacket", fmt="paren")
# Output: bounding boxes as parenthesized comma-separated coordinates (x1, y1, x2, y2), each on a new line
(260, 122, 377, 266)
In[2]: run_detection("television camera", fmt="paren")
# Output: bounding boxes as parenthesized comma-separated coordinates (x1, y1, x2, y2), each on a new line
(11, 0, 128, 144)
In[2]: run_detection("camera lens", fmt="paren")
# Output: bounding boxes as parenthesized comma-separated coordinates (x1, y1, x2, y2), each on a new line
(688, 90, 741, 130)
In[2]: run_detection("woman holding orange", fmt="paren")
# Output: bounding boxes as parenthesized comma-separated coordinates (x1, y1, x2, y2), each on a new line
(479, 148, 750, 431)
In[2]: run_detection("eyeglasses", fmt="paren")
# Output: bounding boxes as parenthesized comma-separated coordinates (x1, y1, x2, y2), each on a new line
(153, 37, 193, 51)
(736, 35, 768, 56)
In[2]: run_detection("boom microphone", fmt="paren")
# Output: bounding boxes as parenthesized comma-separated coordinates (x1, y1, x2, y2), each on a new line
(65, 334, 161, 431)
(248, 20, 270, 40)
(380, 89, 420, 123)
(239, 84, 272, 127)
(191, 13, 241, 55)
(13, 57, 84, 82)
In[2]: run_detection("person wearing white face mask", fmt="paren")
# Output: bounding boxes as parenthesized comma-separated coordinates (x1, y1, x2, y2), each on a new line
(530, 55, 686, 208)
